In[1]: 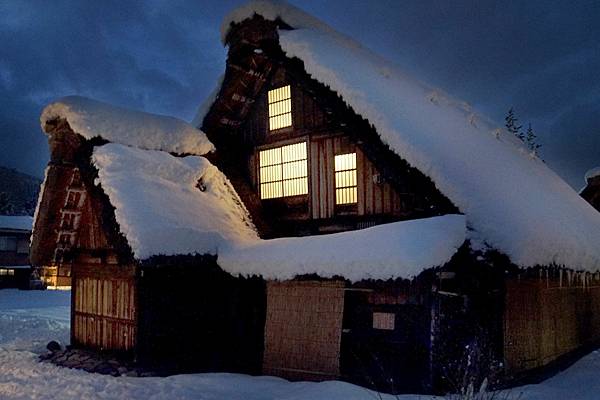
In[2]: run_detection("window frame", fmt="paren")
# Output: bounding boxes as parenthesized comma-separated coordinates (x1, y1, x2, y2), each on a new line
(334, 152, 358, 206)
(267, 85, 293, 132)
(0, 236, 18, 252)
(258, 141, 309, 200)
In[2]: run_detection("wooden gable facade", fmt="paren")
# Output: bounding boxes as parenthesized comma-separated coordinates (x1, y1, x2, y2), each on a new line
(202, 16, 456, 239)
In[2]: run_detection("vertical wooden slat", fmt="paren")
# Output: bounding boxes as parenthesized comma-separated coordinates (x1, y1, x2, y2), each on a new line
(325, 139, 335, 217)
(356, 148, 365, 215)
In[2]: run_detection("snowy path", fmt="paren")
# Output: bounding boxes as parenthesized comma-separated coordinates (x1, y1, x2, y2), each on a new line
(0, 289, 599, 399)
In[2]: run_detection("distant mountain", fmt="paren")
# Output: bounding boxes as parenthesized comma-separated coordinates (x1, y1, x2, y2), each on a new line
(0, 166, 42, 216)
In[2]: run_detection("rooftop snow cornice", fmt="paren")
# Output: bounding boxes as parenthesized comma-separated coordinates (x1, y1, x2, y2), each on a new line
(41, 96, 215, 156)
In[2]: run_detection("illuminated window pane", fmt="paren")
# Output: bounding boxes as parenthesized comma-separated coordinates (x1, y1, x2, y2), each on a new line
(335, 153, 357, 205)
(259, 142, 308, 199)
(268, 85, 292, 131)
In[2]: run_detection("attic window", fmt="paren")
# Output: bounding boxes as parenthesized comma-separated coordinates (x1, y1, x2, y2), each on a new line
(335, 153, 357, 205)
(259, 142, 308, 199)
(268, 85, 292, 131)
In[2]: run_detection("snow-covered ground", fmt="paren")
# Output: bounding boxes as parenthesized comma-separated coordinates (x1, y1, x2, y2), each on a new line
(1, 289, 599, 399)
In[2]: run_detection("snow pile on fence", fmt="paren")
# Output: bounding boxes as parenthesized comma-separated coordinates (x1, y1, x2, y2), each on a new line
(0, 215, 33, 231)
(92, 143, 257, 260)
(221, 0, 600, 271)
(41, 96, 214, 155)
(219, 214, 465, 282)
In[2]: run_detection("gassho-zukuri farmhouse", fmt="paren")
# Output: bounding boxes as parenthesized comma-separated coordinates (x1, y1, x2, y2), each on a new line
(31, 0, 600, 394)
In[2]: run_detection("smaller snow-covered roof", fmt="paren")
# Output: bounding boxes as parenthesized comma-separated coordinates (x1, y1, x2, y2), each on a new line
(219, 214, 465, 282)
(41, 96, 214, 155)
(92, 143, 257, 260)
(0, 215, 33, 232)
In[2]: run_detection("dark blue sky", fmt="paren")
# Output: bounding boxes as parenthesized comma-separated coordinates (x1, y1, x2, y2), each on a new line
(1, 0, 599, 189)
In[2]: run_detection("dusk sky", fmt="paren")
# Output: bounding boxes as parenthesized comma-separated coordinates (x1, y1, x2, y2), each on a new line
(1, 0, 598, 189)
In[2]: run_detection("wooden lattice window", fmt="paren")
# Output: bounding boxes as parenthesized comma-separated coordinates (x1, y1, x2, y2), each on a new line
(335, 153, 357, 205)
(268, 85, 292, 131)
(259, 142, 308, 199)
(372, 312, 395, 330)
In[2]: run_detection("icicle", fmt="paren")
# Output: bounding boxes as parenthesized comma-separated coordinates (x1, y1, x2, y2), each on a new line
(559, 269, 563, 288)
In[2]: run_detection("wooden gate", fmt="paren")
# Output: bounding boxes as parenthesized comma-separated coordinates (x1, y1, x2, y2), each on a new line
(72, 263, 137, 352)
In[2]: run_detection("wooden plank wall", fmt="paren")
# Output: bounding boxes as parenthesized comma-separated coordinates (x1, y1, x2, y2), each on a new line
(504, 273, 600, 374)
(263, 280, 345, 380)
(310, 136, 404, 220)
(72, 263, 137, 352)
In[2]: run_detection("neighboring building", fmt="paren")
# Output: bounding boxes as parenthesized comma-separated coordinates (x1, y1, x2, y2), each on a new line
(581, 167, 600, 211)
(0, 215, 32, 289)
(31, 1, 600, 394)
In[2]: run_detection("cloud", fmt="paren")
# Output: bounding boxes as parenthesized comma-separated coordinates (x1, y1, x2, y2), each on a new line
(0, 0, 598, 189)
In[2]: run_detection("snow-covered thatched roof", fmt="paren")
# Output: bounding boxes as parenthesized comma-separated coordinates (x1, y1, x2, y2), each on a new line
(91, 143, 464, 281)
(41, 96, 214, 155)
(37, 96, 464, 281)
(215, 0, 600, 272)
(0, 215, 33, 231)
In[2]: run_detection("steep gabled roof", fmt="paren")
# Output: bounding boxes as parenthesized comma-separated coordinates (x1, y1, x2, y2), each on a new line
(215, 0, 600, 271)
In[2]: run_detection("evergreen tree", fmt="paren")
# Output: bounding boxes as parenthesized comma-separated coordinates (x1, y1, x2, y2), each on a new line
(525, 123, 541, 153)
(505, 108, 524, 141)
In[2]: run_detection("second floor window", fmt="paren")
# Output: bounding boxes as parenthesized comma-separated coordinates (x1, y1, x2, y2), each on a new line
(335, 153, 357, 205)
(268, 85, 292, 131)
(259, 142, 308, 199)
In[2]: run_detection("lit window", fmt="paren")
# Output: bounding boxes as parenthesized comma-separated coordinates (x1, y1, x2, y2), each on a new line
(0, 269, 6, 276)
(268, 85, 292, 130)
(335, 153, 357, 205)
(373, 312, 395, 330)
(259, 142, 308, 199)
(7, 269, 14, 276)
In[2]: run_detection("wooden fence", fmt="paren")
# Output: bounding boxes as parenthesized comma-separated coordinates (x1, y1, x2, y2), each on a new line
(504, 272, 600, 374)
(72, 263, 137, 352)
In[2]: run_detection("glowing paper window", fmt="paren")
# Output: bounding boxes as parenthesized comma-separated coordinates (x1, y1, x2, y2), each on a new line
(259, 142, 308, 199)
(335, 153, 357, 205)
(268, 85, 292, 131)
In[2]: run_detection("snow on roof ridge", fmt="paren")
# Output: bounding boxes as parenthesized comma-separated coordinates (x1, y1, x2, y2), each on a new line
(219, 1, 600, 271)
(41, 96, 214, 155)
(585, 167, 600, 183)
(221, 0, 338, 44)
